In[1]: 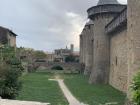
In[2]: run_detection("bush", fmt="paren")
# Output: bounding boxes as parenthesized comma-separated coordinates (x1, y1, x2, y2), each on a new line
(132, 72, 140, 104)
(0, 60, 23, 99)
(51, 65, 64, 70)
(0, 46, 23, 99)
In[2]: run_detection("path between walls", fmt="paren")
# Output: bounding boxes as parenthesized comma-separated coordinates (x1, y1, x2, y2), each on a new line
(49, 79, 86, 105)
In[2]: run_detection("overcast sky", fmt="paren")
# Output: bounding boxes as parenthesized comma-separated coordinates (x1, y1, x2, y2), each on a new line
(0, 0, 127, 52)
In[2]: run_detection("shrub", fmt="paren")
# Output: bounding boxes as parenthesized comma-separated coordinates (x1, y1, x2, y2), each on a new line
(51, 65, 64, 70)
(132, 72, 140, 104)
(0, 46, 23, 99)
(0, 59, 23, 99)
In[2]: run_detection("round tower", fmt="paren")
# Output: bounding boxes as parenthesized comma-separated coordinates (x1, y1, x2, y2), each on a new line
(80, 34, 83, 63)
(84, 20, 94, 75)
(70, 44, 74, 53)
(81, 28, 87, 65)
(80, 29, 87, 73)
(88, 0, 126, 84)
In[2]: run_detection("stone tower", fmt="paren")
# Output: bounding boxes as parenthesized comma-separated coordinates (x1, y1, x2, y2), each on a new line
(87, 0, 126, 84)
(80, 28, 87, 64)
(84, 20, 94, 75)
(70, 44, 74, 53)
(80, 34, 83, 63)
(127, 0, 140, 101)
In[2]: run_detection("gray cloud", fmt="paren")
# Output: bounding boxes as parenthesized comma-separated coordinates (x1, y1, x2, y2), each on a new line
(0, 0, 127, 52)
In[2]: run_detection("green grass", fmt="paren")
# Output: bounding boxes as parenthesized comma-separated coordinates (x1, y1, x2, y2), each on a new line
(16, 72, 126, 105)
(16, 72, 68, 105)
(62, 74, 126, 105)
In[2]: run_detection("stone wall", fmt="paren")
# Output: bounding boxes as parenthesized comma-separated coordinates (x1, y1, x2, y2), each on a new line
(109, 29, 128, 93)
(7, 32, 16, 47)
(127, 0, 140, 100)
(34, 62, 81, 71)
(80, 0, 140, 102)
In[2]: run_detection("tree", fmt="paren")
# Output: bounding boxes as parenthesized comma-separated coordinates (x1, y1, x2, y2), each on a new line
(65, 55, 76, 63)
(0, 46, 23, 99)
(34, 50, 47, 59)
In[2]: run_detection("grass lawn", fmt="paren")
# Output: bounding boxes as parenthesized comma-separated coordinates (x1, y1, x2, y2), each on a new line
(62, 74, 126, 105)
(16, 72, 68, 105)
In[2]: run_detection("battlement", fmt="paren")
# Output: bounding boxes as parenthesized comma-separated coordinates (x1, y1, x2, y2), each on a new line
(87, 4, 126, 20)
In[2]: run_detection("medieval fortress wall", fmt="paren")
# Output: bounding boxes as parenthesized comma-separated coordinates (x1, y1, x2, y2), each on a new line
(127, 0, 140, 99)
(109, 27, 128, 93)
(80, 0, 140, 100)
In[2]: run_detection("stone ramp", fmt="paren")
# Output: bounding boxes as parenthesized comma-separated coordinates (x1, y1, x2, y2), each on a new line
(0, 99, 50, 105)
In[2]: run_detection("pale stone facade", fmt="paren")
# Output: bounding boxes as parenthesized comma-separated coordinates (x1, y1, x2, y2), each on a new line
(46, 53, 55, 62)
(7, 32, 16, 47)
(80, 0, 140, 102)
(54, 44, 74, 62)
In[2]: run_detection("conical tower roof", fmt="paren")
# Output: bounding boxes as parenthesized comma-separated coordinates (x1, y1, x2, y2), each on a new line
(97, 0, 119, 5)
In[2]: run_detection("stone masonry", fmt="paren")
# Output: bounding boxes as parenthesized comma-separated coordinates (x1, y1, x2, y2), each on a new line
(109, 28, 128, 93)
(88, 0, 126, 84)
(127, 0, 140, 100)
(80, 0, 140, 102)
(81, 20, 94, 75)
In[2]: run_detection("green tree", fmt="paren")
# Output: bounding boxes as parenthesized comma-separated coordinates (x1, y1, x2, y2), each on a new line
(34, 50, 47, 59)
(65, 55, 76, 63)
(0, 46, 23, 99)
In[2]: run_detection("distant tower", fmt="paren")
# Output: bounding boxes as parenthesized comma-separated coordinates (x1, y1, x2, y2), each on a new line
(87, 0, 126, 84)
(66, 46, 68, 49)
(70, 44, 74, 53)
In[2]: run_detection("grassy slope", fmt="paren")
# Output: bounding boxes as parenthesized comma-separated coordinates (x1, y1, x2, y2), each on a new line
(16, 72, 68, 105)
(63, 74, 126, 105)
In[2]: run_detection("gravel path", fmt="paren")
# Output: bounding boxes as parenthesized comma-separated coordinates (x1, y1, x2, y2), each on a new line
(0, 99, 50, 105)
(49, 79, 86, 105)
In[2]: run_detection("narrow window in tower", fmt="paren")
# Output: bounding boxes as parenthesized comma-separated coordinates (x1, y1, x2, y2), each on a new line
(92, 39, 94, 48)
(97, 40, 98, 48)
(116, 56, 118, 66)
(92, 39, 94, 43)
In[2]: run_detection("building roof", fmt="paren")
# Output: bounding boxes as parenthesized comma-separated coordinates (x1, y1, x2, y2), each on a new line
(97, 0, 119, 5)
(105, 7, 127, 34)
(0, 26, 17, 36)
